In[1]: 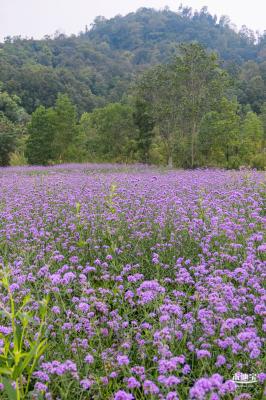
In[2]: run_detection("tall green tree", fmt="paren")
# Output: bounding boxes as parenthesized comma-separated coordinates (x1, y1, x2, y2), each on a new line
(134, 43, 229, 167)
(81, 103, 137, 162)
(260, 102, 266, 140)
(0, 113, 17, 166)
(135, 65, 179, 166)
(199, 98, 241, 167)
(240, 111, 264, 167)
(53, 94, 78, 162)
(237, 61, 266, 112)
(174, 43, 229, 168)
(260, 103, 266, 167)
(25, 106, 56, 165)
(133, 98, 155, 163)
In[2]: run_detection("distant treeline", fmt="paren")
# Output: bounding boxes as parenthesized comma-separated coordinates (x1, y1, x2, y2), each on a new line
(0, 7, 266, 168)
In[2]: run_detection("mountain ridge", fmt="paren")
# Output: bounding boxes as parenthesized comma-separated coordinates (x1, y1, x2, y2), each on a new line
(0, 6, 266, 114)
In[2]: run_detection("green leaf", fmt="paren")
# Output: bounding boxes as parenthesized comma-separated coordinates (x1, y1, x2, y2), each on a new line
(21, 294, 31, 308)
(2, 377, 17, 400)
(13, 339, 47, 378)
(39, 297, 49, 320)
(77, 239, 86, 248)
(0, 367, 12, 376)
(75, 202, 81, 213)
(12, 345, 38, 378)
(36, 340, 47, 359)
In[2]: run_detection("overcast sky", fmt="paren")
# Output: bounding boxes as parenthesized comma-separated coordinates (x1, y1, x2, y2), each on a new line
(1, 0, 265, 42)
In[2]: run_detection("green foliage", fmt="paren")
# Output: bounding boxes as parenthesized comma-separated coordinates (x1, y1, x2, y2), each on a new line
(174, 43, 229, 168)
(80, 102, 138, 162)
(9, 151, 28, 167)
(237, 61, 266, 112)
(9, 134, 28, 166)
(134, 44, 230, 168)
(134, 64, 179, 166)
(0, 113, 17, 166)
(149, 134, 168, 165)
(133, 44, 265, 169)
(0, 7, 265, 114)
(199, 98, 241, 167)
(53, 94, 78, 162)
(25, 106, 56, 165)
(0, 89, 28, 123)
(260, 102, 266, 139)
(0, 268, 48, 400)
(133, 98, 155, 163)
(26, 94, 81, 165)
(89, 6, 259, 64)
(0, 87, 28, 166)
(240, 111, 265, 167)
(0, 7, 265, 169)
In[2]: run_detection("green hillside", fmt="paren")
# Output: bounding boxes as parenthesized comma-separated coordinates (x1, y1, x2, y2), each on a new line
(0, 6, 265, 168)
(1, 6, 266, 114)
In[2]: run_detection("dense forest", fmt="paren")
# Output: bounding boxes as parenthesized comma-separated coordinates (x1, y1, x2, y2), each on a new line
(0, 6, 266, 168)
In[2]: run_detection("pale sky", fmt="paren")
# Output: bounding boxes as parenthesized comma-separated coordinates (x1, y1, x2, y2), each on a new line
(0, 0, 265, 42)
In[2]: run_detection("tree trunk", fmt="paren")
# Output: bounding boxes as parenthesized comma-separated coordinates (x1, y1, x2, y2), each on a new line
(191, 121, 197, 168)
(168, 155, 173, 168)
(226, 144, 229, 167)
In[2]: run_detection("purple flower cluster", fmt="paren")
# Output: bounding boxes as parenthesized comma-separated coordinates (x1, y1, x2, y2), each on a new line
(0, 165, 265, 399)
(190, 374, 236, 399)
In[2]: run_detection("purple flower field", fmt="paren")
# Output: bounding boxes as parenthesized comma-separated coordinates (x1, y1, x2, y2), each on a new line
(0, 165, 265, 399)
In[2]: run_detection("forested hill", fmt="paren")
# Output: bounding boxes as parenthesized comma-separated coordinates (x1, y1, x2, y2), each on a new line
(88, 7, 261, 61)
(1, 6, 266, 114)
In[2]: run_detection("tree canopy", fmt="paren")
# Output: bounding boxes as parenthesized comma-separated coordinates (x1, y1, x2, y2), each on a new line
(1, 7, 266, 114)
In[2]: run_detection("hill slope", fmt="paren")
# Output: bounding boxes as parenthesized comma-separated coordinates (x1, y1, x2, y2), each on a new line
(0, 6, 266, 114)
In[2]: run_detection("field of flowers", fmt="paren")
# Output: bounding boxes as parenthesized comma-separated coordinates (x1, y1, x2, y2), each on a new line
(0, 165, 265, 400)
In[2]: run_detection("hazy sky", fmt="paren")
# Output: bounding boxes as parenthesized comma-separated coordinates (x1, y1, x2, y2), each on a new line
(1, 0, 265, 41)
